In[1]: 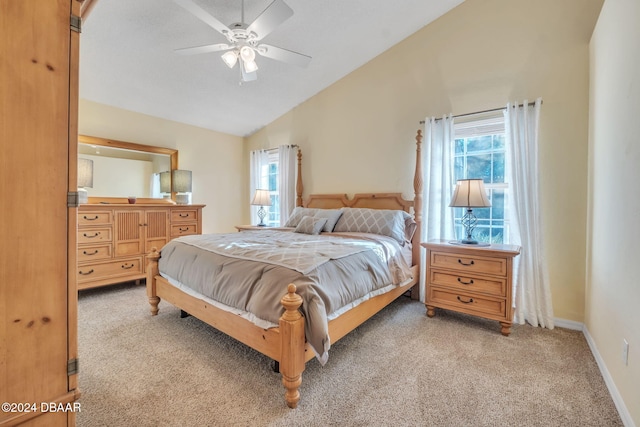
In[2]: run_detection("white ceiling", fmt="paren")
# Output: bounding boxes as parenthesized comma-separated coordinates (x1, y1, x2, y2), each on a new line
(80, 0, 464, 137)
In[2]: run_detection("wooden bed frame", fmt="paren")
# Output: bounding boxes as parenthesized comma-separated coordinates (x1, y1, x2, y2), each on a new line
(146, 130, 424, 408)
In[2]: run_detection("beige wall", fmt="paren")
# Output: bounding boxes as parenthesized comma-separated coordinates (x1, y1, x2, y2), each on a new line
(588, 0, 640, 423)
(79, 99, 244, 233)
(246, 0, 603, 322)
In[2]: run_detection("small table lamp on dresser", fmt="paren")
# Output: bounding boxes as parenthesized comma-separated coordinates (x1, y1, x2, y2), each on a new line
(421, 240, 520, 336)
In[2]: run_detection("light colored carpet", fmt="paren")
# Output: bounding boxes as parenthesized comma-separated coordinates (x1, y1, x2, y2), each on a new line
(77, 282, 622, 427)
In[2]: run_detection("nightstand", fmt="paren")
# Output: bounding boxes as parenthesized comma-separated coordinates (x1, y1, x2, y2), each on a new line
(421, 240, 520, 336)
(234, 225, 293, 232)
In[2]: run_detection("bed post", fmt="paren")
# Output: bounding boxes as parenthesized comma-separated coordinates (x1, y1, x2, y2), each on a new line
(296, 149, 303, 207)
(146, 247, 161, 315)
(412, 130, 423, 265)
(279, 284, 305, 408)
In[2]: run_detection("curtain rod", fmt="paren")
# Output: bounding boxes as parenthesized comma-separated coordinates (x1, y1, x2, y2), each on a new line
(418, 100, 541, 125)
(263, 144, 299, 153)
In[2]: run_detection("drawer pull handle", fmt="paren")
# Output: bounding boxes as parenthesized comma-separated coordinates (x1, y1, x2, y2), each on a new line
(458, 259, 475, 266)
(79, 269, 94, 276)
(179, 227, 190, 232)
(457, 296, 474, 304)
(83, 250, 99, 256)
(457, 278, 474, 285)
(179, 213, 189, 217)
(83, 215, 99, 221)
(121, 263, 135, 270)
(83, 232, 100, 238)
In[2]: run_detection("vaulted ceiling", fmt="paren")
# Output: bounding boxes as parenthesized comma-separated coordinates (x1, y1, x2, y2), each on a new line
(80, 0, 464, 136)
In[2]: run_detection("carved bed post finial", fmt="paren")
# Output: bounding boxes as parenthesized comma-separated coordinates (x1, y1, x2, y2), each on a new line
(146, 247, 161, 315)
(279, 283, 305, 408)
(412, 129, 423, 267)
(296, 149, 304, 207)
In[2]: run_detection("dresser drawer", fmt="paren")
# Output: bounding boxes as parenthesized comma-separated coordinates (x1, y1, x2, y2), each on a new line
(430, 251, 507, 276)
(77, 257, 143, 283)
(78, 227, 112, 244)
(428, 287, 506, 318)
(171, 209, 199, 222)
(78, 211, 112, 226)
(77, 243, 112, 262)
(171, 223, 198, 237)
(430, 269, 506, 297)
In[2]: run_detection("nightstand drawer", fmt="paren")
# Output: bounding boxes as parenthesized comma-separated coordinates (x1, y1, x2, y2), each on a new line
(430, 251, 508, 276)
(428, 288, 506, 318)
(430, 269, 506, 297)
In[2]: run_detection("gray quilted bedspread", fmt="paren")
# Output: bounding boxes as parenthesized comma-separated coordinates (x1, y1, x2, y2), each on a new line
(158, 230, 412, 365)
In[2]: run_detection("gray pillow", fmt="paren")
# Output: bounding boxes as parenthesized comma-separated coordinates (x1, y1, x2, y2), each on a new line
(284, 207, 317, 228)
(294, 216, 327, 235)
(312, 209, 343, 232)
(333, 208, 406, 245)
(284, 207, 343, 232)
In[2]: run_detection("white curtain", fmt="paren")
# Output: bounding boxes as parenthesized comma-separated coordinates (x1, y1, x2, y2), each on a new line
(420, 115, 456, 301)
(150, 173, 161, 198)
(505, 98, 554, 328)
(250, 149, 269, 225)
(278, 145, 297, 225)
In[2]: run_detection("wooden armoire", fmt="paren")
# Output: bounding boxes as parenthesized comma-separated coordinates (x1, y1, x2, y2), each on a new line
(1, 1, 88, 425)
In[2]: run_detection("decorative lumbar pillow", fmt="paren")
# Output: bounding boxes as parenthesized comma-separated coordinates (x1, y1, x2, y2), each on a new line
(284, 207, 318, 228)
(294, 216, 328, 235)
(312, 209, 343, 232)
(333, 208, 406, 244)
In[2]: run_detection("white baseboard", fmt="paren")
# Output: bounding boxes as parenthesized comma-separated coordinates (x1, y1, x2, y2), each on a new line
(568, 320, 636, 427)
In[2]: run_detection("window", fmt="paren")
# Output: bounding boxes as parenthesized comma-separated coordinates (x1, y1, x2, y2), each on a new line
(256, 151, 280, 227)
(452, 114, 509, 244)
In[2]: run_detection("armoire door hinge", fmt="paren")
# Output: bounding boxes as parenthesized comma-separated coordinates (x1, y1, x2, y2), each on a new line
(68, 191, 80, 207)
(70, 14, 82, 33)
(67, 358, 79, 376)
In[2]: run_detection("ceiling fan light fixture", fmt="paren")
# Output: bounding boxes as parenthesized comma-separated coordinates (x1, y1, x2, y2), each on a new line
(221, 50, 238, 68)
(243, 58, 258, 73)
(239, 46, 256, 62)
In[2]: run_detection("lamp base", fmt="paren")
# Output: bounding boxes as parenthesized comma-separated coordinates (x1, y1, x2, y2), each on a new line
(175, 193, 190, 204)
(78, 188, 88, 204)
(449, 240, 491, 247)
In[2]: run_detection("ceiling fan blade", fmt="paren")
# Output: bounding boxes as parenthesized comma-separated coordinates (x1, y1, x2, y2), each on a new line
(174, 43, 230, 55)
(241, 67, 258, 82)
(246, 0, 294, 41)
(174, 0, 231, 36)
(257, 44, 311, 68)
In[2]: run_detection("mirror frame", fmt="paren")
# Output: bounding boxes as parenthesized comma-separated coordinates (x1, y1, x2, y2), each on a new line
(78, 134, 178, 204)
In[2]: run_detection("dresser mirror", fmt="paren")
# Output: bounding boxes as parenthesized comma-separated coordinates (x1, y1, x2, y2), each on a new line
(78, 135, 178, 202)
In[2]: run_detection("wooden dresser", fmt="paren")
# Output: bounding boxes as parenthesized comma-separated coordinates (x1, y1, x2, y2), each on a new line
(422, 240, 520, 336)
(78, 204, 204, 290)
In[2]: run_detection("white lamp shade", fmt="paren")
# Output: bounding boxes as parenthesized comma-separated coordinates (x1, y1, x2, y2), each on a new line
(172, 170, 192, 193)
(251, 189, 272, 206)
(449, 179, 491, 208)
(240, 46, 255, 62)
(78, 158, 93, 188)
(159, 171, 171, 193)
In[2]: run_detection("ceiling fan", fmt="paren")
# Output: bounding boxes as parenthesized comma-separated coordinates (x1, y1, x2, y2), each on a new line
(174, 0, 312, 82)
